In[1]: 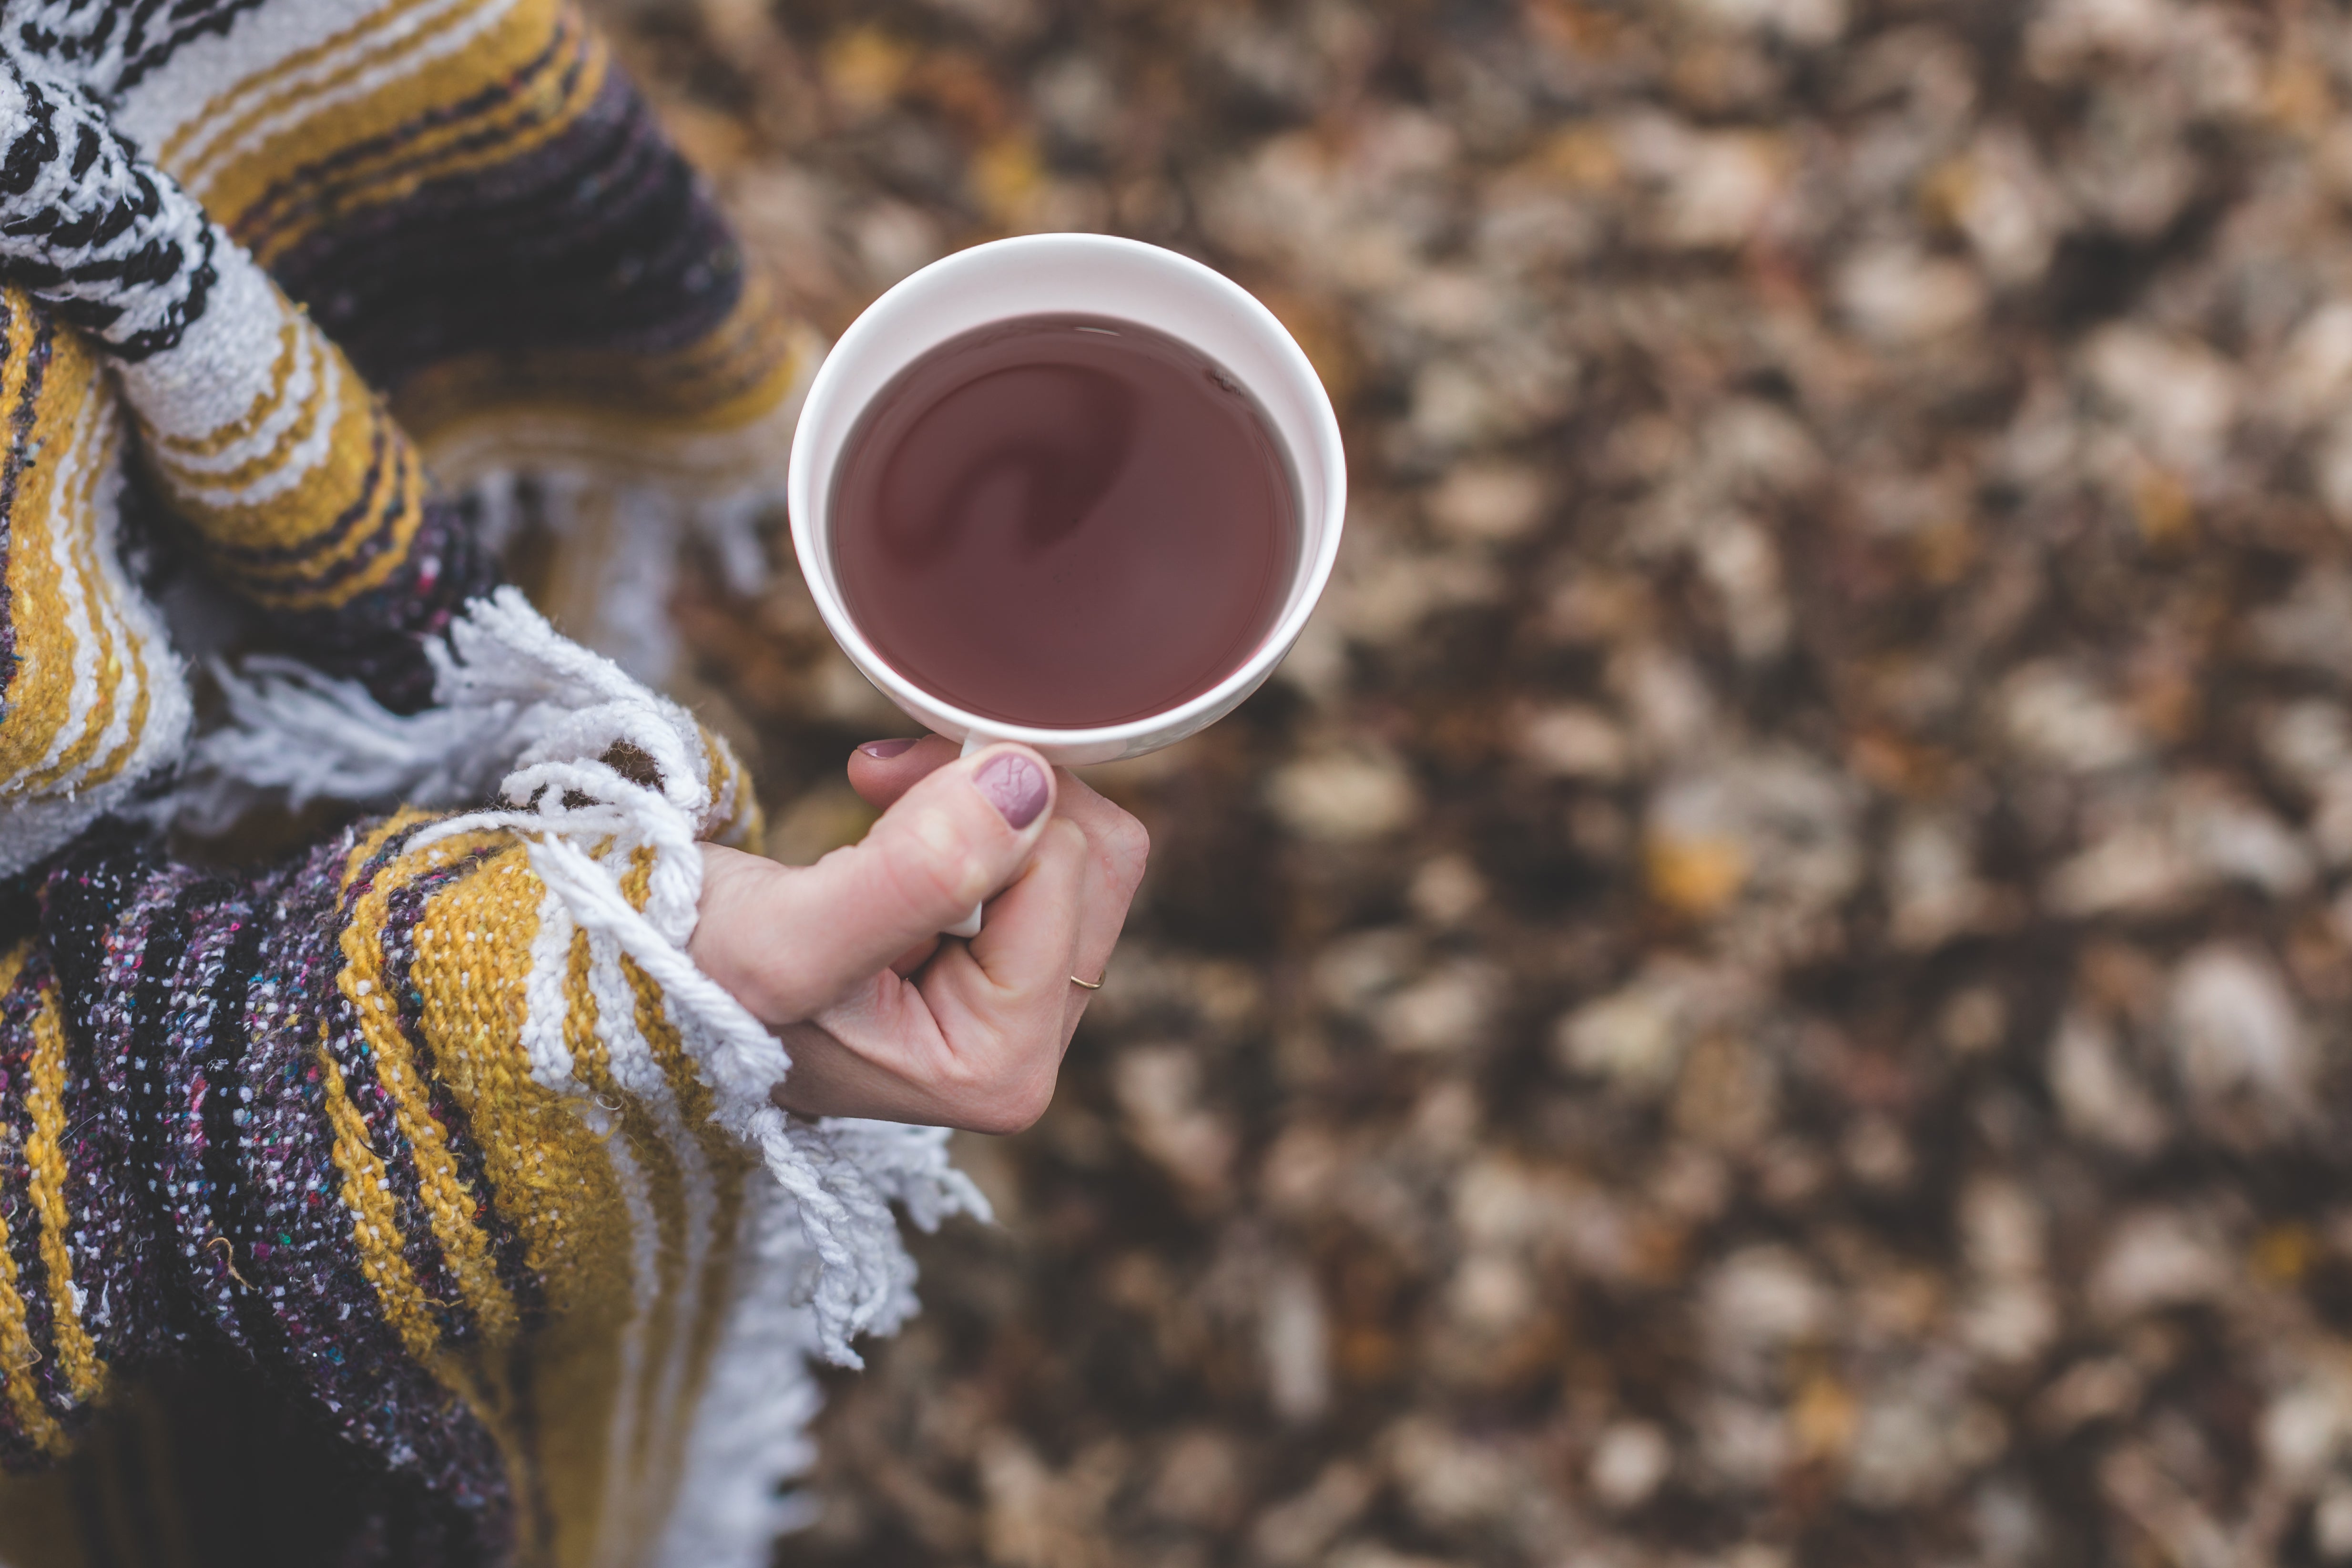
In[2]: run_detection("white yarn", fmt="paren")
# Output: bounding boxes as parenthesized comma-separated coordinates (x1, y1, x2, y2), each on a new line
(177, 584, 704, 828)
(0, 40, 220, 355)
(591, 487, 686, 686)
(175, 656, 529, 832)
(0, 417, 194, 878)
(481, 822, 977, 1365)
(517, 886, 578, 1093)
(182, 585, 985, 1568)
(192, 587, 986, 1366)
(653, 1179, 829, 1568)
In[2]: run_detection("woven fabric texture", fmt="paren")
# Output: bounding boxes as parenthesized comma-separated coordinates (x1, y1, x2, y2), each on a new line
(0, 5, 967, 1565)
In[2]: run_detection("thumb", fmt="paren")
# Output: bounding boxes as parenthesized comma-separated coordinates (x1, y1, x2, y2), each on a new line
(701, 744, 1057, 1023)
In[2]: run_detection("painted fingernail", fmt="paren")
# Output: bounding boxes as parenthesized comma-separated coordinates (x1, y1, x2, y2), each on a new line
(972, 751, 1049, 829)
(858, 738, 919, 759)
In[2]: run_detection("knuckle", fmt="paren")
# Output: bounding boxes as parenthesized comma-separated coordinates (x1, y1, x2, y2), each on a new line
(1103, 812, 1151, 889)
(963, 1071, 1057, 1135)
(938, 1029, 1060, 1135)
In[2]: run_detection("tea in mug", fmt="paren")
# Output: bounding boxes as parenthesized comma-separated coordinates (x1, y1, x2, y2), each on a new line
(830, 313, 1298, 729)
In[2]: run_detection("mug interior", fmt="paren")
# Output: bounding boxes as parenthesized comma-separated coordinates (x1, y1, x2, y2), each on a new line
(790, 234, 1344, 758)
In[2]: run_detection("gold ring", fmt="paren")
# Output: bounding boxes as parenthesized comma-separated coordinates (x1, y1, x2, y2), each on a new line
(1069, 973, 1104, 990)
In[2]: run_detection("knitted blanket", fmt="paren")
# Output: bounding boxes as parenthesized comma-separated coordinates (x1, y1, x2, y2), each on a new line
(0, 5, 975, 1565)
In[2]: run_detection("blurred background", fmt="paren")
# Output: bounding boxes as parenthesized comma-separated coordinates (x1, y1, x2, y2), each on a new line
(595, 2, 2352, 1563)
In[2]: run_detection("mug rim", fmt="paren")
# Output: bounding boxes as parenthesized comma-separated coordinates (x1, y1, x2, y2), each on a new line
(786, 232, 1347, 752)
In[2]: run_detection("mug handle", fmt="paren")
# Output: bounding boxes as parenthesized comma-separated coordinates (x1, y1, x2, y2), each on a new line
(941, 730, 996, 938)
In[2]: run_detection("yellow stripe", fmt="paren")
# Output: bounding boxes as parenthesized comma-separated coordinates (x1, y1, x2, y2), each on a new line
(156, 0, 494, 180)
(143, 333, 354, 536)
(0, 305, 163, 798)
(616, 951, 692, 1511)
(229, 433, 429, 613)
(143, 348, 430, 613)
(614, 851, 760, 1514)
(336, 827, 523, 1345)
(411, 845, 632, 1301)
(318, 1046, 446, 1363)
(192, 0, 591, 256)
(412, 865, 652, 1568)
(142, 333, 334, 500)
(242, 15, 606, 269)
(83, 443, 158, 790)
(397, 275, 809, 448)
(0, 940, 63, 1456)
(144, 319, 301, 458)
(565, 927, 599, 1087)
(316, 813, 457, 1361)
(21, 386, 127, 794)
(543, 923, 636, 1568)
(0, 298, 79, 783)
(23, 974, 99, 1403)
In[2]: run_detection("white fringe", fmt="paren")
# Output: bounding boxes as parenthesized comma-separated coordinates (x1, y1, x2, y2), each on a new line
(175, 656, 529, 831)
(653, 1180, 827, 1568)
(518, 479, 774, 687)
(179, 580, 706, 828)
(183, 585, 983, 1564)
(653, 1127, 990, 1568)
(188, 587, 985, 1367)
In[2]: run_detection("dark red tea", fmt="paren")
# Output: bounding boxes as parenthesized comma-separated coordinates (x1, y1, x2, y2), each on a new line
(831, 313, 1298, 729)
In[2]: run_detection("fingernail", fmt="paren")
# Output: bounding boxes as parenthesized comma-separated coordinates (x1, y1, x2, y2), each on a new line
(972, 751, 1049, 829)
(858, 738, 919, 759)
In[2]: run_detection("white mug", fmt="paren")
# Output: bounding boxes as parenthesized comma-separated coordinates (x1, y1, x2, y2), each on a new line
(787, 234, 1347, 933)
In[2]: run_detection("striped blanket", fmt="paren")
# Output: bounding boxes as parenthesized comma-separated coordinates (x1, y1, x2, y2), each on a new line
(0, 5, 964, 1566)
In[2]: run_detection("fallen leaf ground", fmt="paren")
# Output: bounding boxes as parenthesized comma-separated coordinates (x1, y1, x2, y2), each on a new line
(598, 3, 2352, 1563)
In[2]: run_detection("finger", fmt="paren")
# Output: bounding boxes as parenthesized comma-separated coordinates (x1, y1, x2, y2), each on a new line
(791, 822, 1090, 1131)
(1051, 770, 1151, 906)
(960, 815, 1089, 991)
(910, 817, 1091, 1125)
(1061, 873, 1134, 1041)
(846, 735, 962, 811)
(1049, 772, 1150, 1038)
(693, 744, 1057, 1023)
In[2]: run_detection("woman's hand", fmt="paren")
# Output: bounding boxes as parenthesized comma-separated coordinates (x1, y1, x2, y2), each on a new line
(690, 737, 1149, 1133)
